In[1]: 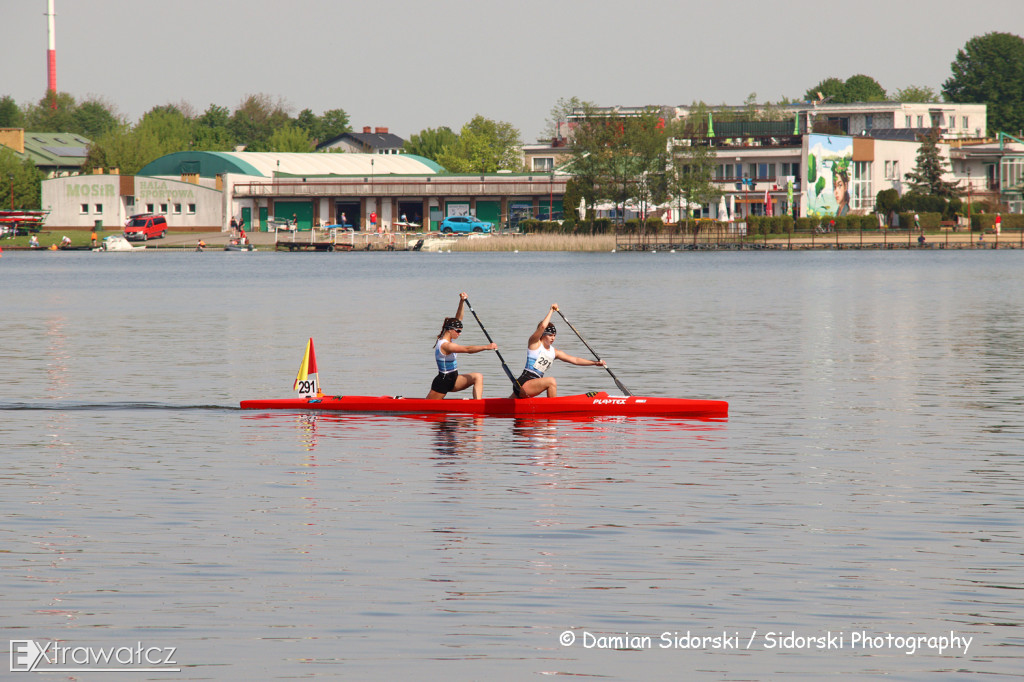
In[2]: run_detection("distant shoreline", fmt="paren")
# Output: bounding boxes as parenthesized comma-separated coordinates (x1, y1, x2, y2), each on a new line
(5, 229, 1020, 252)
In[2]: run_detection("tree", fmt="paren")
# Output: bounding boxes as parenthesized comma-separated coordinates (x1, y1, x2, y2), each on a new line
(669, 123, 720, 232)
(943, 32, 1024, 134)
(567, 106, 667, 224)
(804, 77, 845, 103)
(404, 126, 458, 162)
(0, 95, 23, 128)
(23, 90, 78, 132)
(83, 123, 165, 175)
(894, 85, 940, 103)
(193, 104, 235, 150)
(843, 74, 887, 102)
(266, 124, 313, 152)
(543, 96, 590, 140)
(72, 98, 121, 139)
(803, 75, 886, 103)
(0, 147, 45, 209)
(317, 108, 350, 142)
(903, 127, 961, 198)
(436, 115, 522, 173)
(229, 93, 292, 151)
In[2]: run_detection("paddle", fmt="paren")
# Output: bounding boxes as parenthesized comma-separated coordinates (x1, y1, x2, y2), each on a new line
(555, 309, 633, 396)
(464, 299, 523, 395)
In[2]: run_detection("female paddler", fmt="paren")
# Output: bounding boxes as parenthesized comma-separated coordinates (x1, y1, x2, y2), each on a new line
(512, 303, 605, 398)
(426, 292, 497, 400)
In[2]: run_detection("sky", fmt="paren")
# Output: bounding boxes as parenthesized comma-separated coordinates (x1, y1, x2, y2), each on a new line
(1, 0, 1018, 142)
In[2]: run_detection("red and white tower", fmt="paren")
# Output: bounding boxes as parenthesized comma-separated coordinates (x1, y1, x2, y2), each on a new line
(46, 0, 57, 105)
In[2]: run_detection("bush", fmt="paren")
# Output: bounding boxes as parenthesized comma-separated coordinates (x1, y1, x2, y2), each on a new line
(621, 218, 641, 234)
(795, 217, 818, 233)
(593, 218, 612, 234)
(644, 217, 664, 234)
(900, 193, 947, 214)
(875, 188, 900, 214)
(897, 211, 942, 229)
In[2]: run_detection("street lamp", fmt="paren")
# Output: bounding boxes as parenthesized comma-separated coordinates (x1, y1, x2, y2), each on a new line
(9, 174, 13, 210)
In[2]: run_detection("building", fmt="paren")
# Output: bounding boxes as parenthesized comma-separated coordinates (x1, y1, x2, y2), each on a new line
(41, 151, 568, 231)
(949, 133, 1024, 213)
(564, 101, 998, 219)
(317, 127, 405, 154)
(0, 128, 91, 177)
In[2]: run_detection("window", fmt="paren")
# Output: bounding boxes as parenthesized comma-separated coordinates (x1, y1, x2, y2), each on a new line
(94, 204, 103, 214)
(885, 161, 893, 179)
(80, 203, 88, 215)
(160, 203, 168, 214)
(125, 195, 135, 207)
(905, 115, 912, 127)
(852, 161, 872, 210)
(147, 203, 155, 213)
(916, 115, 923, 127)
(893, 161, 899, 179)
(757, 163, 774, 179)
(865, 114, 874, 130)
(173, 203, 182, 214)
(780, 162, 800, 179)
(532, 157, 553, 172)
(962, 116, 969, 130)
(187, 204, 196, 215)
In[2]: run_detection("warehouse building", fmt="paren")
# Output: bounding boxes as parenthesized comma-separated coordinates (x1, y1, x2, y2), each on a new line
(41, 151, 567, 232)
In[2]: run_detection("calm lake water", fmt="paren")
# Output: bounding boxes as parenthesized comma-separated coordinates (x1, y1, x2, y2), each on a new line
(1, 249, 1022, 680)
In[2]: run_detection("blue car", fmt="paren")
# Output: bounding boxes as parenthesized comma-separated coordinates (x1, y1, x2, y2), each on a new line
(440, 215, 493, 233)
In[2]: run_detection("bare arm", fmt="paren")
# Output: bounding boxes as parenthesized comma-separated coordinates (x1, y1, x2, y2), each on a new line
(444, 341, 497, 354)
(454, 292, 468, 321)
(553, 348, 605, 367)
(528, 303, 559, 347)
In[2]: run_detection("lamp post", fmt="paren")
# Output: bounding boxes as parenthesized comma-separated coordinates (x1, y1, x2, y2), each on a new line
(9, 174, 13, 210)
(966, 166, 972, 236)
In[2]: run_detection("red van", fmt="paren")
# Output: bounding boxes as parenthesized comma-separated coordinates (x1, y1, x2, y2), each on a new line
(124, 214, 167, 241)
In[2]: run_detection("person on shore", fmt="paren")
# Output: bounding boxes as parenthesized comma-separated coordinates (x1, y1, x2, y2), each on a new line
(426, 292, 497, 400)
(231, 217, 238, 237)
(90, 230, 98, 247)
(29, 235, 39, 248)
(511, 303, 605, 399)
(196, 239, 206, 251)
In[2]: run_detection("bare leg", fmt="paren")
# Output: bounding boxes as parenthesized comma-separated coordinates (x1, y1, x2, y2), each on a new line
(453, 373, 484, 399)
(514, 376, 556, 399)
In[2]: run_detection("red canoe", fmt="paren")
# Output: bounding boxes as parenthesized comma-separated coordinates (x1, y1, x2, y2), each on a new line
(239, 392, 728, 418)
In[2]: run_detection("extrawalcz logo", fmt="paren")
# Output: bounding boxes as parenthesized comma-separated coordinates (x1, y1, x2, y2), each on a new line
(10, 639, 180, 673)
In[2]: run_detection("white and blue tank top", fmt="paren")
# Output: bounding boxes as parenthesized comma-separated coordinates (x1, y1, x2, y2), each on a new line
(435, 339, 457, 373)
(523, 344, 555, 377)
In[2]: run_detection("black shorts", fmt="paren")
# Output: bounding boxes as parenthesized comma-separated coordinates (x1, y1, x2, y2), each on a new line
(513, 371, 541, 397)
(431, 371, 458, 394)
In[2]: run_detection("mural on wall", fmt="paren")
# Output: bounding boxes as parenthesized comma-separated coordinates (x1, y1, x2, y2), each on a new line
(806, 134, 853, 217)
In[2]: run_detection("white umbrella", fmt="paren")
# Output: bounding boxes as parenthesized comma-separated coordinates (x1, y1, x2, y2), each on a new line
(729, 194, 736, 220)
(718, 195, 728, 221)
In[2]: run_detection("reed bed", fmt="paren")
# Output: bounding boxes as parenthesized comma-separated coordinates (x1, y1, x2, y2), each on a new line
(432, 233, 616, 252)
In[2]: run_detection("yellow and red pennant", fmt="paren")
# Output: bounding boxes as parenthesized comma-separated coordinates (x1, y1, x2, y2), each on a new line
(294, 338, 321, 398)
